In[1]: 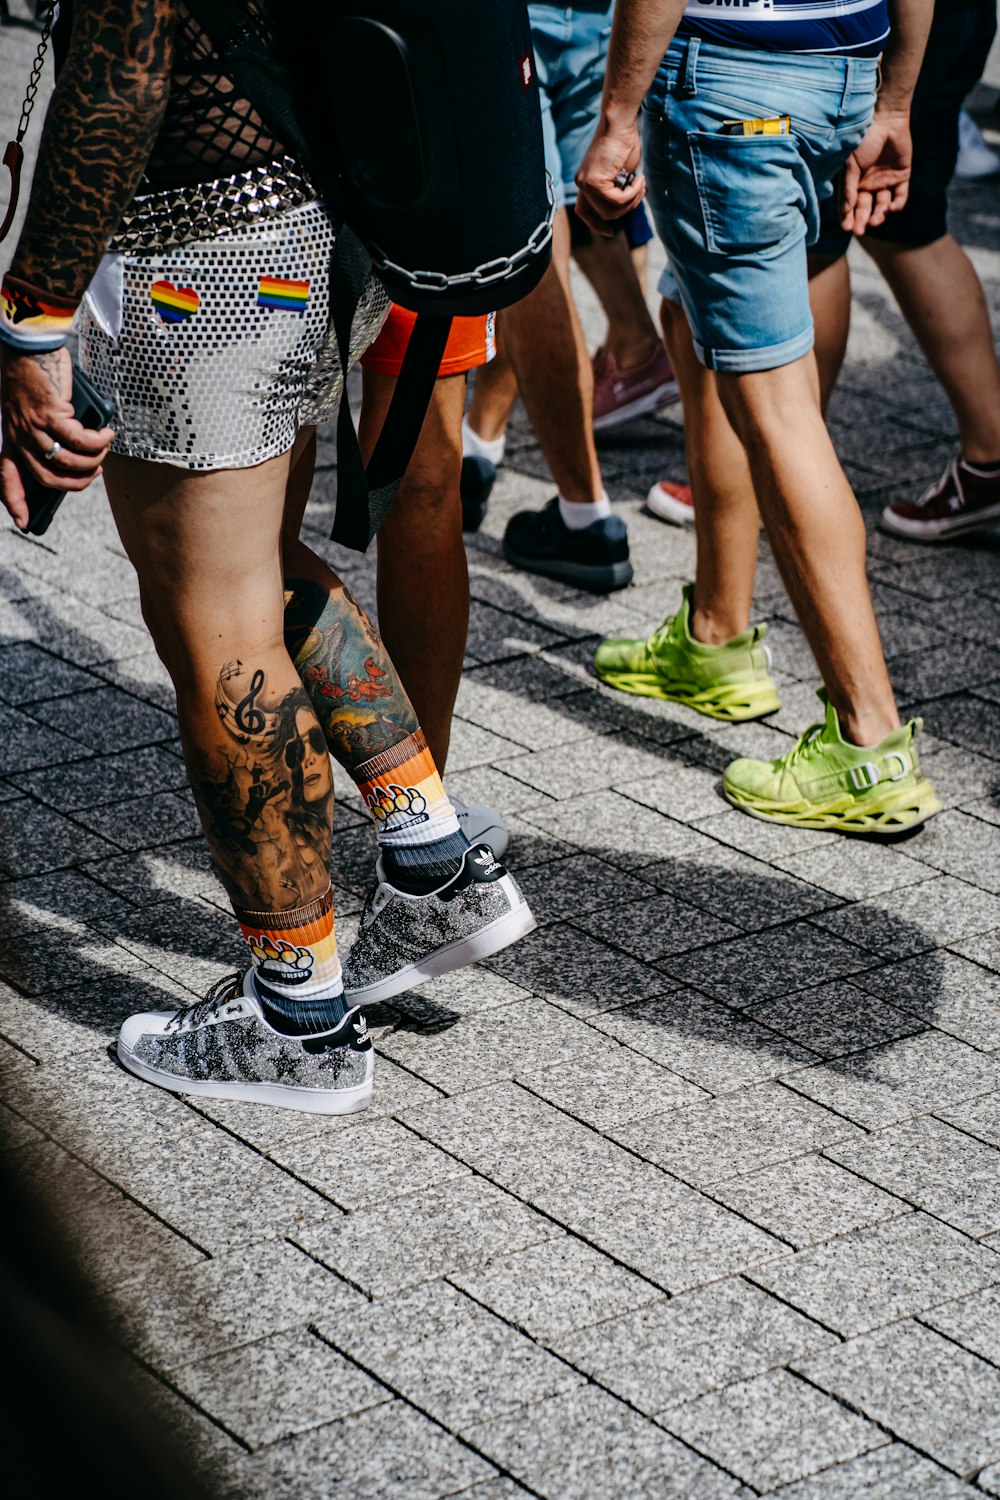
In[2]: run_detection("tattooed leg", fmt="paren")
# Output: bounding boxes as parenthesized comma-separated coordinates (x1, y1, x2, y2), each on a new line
(282, 371, 469, 771)
(282, 534, 470, 893)
(104, 449, 352, 1034)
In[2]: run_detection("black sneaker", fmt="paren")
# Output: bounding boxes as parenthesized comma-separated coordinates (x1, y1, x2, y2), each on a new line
(503, 497, 633, 593)
(461, 455, 496, 532)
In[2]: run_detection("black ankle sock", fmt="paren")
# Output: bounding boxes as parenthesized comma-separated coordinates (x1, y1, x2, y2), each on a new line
(382, 832, 470, 895)
(960, 456, 1000, 476)
(253, 977, 352, 1037)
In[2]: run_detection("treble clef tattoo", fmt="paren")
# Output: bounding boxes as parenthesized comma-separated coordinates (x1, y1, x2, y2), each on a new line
(235, 668, 266, 735)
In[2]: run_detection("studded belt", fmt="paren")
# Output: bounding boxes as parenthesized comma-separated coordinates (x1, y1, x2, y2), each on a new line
(108, 156, 317, 254)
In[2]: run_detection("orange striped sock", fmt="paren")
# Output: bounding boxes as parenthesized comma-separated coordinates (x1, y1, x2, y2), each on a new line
(353, 730, 469, 890)
(236, 886, 342, 1003)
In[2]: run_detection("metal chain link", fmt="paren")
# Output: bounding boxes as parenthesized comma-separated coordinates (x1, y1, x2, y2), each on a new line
(16, 2, 56, 145)
(370, 204, 556, 296)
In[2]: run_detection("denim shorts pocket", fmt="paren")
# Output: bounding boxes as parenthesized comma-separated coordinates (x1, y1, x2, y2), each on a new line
(688, 129, 811, 255)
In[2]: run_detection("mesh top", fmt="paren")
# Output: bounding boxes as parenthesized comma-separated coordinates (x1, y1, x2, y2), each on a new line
(143, 1, 288, 190)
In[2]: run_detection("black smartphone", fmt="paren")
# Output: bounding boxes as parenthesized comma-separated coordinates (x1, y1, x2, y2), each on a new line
(23, 362, 116, 536)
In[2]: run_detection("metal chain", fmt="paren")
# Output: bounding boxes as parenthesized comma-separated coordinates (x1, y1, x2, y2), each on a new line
(370, 204, 556, 295)
(16, 2, 56, 145)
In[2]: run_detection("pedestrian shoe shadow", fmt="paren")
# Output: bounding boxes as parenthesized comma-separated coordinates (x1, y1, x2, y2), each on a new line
(376, 829, 952, 1098)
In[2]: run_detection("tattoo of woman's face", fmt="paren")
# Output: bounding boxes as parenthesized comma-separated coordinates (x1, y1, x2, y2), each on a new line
(193, 660, 332, 910)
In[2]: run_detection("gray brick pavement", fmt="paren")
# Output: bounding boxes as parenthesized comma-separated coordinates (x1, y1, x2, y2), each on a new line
(1, 14, 999, 1495)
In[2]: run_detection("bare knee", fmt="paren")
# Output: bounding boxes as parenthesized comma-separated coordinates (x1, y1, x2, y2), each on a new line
(717, 358, 822, 447)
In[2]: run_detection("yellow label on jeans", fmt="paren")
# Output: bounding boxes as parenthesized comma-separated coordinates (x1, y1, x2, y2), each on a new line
(721, 116, 792, 137)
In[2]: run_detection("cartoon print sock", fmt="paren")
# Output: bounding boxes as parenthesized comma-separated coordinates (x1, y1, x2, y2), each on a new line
(353, 729, 471, 893)
(235, 885, 351, 1035)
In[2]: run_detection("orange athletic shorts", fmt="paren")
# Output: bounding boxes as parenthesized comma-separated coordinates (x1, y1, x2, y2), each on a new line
(361, 305, 496, 378)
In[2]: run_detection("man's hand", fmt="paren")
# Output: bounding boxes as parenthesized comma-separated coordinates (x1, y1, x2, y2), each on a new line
(575, 115, 646, 235)
(0, 346, 114, 530)
(840, 108, 913, 236)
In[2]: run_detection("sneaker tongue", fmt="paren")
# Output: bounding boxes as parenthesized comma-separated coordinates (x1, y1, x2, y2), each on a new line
(814, 688, 844, 741)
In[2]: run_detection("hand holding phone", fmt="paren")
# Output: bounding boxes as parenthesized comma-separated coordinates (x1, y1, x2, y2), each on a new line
(0, 347, 115, 533)
(22, 364, 116, 534)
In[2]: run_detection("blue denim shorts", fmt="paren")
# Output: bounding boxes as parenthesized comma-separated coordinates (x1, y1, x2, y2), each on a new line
(644, 38, 878, 372)
(530, 2, 614, 209)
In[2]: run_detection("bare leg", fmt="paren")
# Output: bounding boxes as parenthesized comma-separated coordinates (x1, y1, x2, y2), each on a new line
(808, 252, 852, 411)
(104, 450, 332, 914)
(863, 232, 1000, 462)
(631, 242, 649, 299)
(573, 228, 661, 370)
(361, 370, 468, 770)
(717, 355, 899, 746)
(659, 251, 852, 647)
(492, 208, 605, 505)
(659, 296, 758, 644)
(466, 326, 520, 444)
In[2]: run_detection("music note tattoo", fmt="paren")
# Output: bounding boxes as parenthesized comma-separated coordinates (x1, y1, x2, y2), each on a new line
(235, 668, 266, 736)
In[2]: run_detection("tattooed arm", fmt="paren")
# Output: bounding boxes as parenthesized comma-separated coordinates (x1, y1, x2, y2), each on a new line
(10, 0, 177, 299)
(1, 0, 175, 525)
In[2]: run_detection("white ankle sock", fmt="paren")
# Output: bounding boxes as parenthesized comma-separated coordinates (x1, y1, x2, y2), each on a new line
(558, 492, 612, 530)
(462, 415, 506, 466)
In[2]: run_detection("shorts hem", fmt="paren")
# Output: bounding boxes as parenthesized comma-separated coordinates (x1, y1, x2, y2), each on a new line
(108, 430, 300, 471)
(361, 348, 494, 378)
(695, 324, 815, 373)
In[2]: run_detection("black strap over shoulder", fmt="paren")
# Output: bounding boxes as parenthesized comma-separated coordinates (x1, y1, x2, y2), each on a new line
(328, 227, 452, 551)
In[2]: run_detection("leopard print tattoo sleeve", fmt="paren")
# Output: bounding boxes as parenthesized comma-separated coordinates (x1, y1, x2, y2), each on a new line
(9, 0, 177, 302)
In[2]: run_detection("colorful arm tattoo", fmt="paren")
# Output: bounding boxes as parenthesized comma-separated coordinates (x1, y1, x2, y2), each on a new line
(283, 575, 420, 772)
(192, 660, 333, 912)
(7, 0, 177, 307)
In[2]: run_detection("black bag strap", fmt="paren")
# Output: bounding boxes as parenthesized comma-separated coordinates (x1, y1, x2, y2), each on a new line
(328, 227, 453, 551)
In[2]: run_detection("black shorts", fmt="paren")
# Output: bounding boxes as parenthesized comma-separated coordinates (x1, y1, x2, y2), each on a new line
(813, 0, 997, 256)
(570, 198, 655, 251)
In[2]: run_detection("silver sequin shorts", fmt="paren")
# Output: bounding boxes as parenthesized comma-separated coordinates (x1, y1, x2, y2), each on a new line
(78, 199, 389, 470)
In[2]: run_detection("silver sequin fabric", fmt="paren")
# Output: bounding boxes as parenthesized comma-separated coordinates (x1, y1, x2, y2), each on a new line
(342, 877, 518, 992)
(133, 1011, 371, 1093)
(79, 199, 389, 470)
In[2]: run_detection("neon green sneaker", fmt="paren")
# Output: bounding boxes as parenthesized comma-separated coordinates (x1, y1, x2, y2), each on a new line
(594, 584, 780, 722)
(723, 692, 942, 835)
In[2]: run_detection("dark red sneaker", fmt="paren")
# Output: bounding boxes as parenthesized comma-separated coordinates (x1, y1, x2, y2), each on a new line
(592, 344, 679, 431)
(882, 458, 1000, 540)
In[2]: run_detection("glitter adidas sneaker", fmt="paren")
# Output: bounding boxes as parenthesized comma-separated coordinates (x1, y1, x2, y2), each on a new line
(343, 844, 535, 1005)
(116, 970, 373, 1114)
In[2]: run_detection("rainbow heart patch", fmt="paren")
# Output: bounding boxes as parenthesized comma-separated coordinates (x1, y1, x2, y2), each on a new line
(257, 276, 310, 312)
(150, 279, 201, 322)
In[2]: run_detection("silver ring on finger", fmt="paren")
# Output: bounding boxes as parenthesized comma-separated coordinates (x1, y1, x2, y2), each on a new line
(43, 441, 62, 463)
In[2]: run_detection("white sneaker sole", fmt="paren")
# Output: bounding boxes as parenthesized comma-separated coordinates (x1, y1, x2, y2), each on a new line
(593, 379, 680, 432)
(645, 481, 695, 527)
(345, 898, 536, 1006)
(880, 499, 1000, 540)
(115, 1041, 373, 1114)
